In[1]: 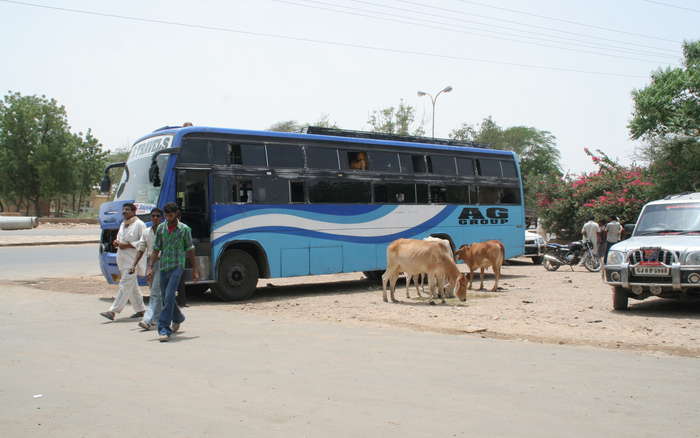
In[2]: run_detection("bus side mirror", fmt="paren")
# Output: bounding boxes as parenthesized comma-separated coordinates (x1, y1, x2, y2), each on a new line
(100, 174, 111, 193)
(149, 160, 161, 187)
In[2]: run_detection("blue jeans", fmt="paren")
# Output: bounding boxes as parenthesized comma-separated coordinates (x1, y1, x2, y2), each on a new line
(158, 267, 185, 336)
(142, 261, 161, 325)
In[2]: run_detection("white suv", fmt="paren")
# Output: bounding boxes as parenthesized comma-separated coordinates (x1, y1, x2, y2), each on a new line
(603, 192, 700, 310)
(524, 229, 545, 264)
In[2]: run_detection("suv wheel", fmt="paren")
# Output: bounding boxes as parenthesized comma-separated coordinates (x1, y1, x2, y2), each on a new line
(612, 286, 629, 311)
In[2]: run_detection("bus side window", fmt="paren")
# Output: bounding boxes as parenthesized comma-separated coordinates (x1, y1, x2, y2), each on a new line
(457, 158, 475, 176)
(230, 144, 242, 165)
(500, 187, 521, 204)
(479, 186, 500, 204)
(416, 184, 429, 203)
(230, 144, 267, 167)
(308, 180, 371, 203)
(290, 181, 305, 203)
(233, 180, 254, 203)
(373, 183, 415, 203)
(307, 146, 340, 170)
(369, 151, 400, 173)
(430, 185, 447, 203)
(399, 154, 413, 173)
(429, 155, 456, 175)
(213, 175, 233, 203)
(412, 156, 428, 173)
(478, 159, 501, 177)
(468, 185, 478, 204)
(445, 185, 469, 203)
(267, 144, 304, 168)
(345, 151, 368, 170)
(500, 160, 518, 178)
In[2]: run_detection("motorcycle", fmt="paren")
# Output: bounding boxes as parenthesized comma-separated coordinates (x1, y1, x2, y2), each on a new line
(542, 240, 601, 272)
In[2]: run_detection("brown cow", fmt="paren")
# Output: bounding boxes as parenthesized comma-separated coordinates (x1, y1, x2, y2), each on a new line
(382, 238, 467, 303)
(455, 240, 505, 292)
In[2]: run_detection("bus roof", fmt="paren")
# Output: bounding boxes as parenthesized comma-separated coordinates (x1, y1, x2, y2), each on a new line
(134, 126, 517, 158)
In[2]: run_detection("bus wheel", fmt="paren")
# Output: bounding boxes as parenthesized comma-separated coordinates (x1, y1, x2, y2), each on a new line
(363, 270, 384, 284)
(213, 249, 259, 301)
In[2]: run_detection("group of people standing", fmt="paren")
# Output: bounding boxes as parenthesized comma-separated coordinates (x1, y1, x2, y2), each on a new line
(99, 202, 199, 342)
(581, 216, 624, 263)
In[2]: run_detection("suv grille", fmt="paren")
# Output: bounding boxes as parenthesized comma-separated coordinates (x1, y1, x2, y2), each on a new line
(628, 248, 676, 265)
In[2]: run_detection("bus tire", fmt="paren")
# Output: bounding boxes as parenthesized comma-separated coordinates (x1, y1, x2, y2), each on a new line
(212, 249, 259, 301)
(363, 270, 384, 284)
(612, 286, 629, 311)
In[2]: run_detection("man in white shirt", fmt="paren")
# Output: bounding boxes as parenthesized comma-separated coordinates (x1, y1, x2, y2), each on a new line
(100, 203, 147, 321)
(604, 216, 623, 263)
(130, 208, 163, 330)
(581, 217, 600, 254)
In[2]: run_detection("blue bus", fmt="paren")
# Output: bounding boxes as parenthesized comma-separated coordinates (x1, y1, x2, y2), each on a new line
(99, 126, 525, 300)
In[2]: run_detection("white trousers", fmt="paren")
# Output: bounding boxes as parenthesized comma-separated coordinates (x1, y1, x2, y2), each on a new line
(109, 269, 145, 313)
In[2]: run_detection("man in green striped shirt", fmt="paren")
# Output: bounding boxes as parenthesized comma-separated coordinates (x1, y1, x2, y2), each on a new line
(147, 202, 199, 342)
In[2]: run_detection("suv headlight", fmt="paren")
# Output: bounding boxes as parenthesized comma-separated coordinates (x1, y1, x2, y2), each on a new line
(685, 251, 700, 265)
(607, 250, 625, 265)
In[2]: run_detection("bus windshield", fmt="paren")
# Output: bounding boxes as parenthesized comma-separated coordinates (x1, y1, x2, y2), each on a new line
(113, 135, 172, 205)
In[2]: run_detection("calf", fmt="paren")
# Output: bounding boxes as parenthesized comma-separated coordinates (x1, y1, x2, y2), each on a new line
(382, 238, 467, 303)
(455, 240, 505, 292)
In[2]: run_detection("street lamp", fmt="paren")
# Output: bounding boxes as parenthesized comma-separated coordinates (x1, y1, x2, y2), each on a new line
(417, 85, 453, 138)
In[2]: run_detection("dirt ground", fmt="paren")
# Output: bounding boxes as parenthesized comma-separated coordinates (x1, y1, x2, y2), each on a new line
(7, 259, 700, 357)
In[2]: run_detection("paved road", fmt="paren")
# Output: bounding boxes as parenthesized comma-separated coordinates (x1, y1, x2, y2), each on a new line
(1, 285, 698, 438)
(0, 227, 100, 236)
(0, 244, 99, 280)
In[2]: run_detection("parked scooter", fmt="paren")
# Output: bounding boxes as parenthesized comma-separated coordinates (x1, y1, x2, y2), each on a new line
(543, 240, 601, 272)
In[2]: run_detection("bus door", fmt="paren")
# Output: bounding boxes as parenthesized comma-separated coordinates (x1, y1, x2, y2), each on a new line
(175, 169, 210, 240)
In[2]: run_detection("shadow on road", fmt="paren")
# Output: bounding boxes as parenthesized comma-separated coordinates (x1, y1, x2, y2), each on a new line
(624, 297, 700, 320)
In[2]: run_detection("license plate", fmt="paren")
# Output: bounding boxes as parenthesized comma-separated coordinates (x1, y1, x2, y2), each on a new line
(634, 267, 669, 276)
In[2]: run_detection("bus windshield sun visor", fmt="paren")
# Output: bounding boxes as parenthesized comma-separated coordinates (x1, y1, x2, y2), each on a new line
(149, 147, 181, 187)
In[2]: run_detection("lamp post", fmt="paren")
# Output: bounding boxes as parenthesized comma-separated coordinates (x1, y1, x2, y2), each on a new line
(417, 85, 453, 138)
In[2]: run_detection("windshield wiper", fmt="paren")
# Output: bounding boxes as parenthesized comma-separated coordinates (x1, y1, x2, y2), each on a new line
(637, 229, 684, 235)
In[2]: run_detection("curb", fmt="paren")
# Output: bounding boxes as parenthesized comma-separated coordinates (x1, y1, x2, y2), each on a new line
(0, 240, 100, 248)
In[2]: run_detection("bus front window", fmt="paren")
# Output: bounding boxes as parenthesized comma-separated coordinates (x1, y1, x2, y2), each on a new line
(113, 135, 172, 205)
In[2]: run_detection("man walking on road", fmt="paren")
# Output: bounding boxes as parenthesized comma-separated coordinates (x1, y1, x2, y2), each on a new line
(147, 202, 199, 342)
(100, 203, 147, 321)
(130, 208, 163, 330)
(604, 216, 623, 263)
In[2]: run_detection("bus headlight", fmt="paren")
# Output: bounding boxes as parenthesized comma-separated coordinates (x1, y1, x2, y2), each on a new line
(607, 251, 625, 265)
(684, 251, 700, 265)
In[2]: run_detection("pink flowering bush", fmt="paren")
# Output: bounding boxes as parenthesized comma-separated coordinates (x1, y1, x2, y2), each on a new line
(536, 148, 655, 240)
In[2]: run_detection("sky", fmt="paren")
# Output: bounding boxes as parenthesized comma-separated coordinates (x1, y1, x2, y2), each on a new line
(1, 0, 698, 175)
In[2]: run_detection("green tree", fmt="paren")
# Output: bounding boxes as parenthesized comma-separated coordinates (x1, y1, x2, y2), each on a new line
(451, 117, 561, 208)
(629, 40, 700, 139)
(367, 100, 425, 136)
(268, 120, 302, 132)
(72, 129, 108, 211)
(268, 114, 339, 132)
(0, 91, 105, 215)
(630, 40, 700, 197)
(0, 92, 74, 214)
